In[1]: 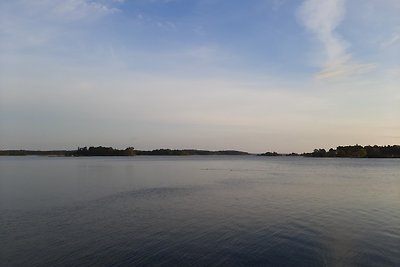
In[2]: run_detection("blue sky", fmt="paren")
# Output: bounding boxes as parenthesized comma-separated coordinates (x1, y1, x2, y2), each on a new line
(0, 0, 399, 152)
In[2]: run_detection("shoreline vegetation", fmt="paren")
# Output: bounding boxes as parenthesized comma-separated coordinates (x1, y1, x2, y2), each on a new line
(0, 146, 250, 157)
(0, 145, 400, 158)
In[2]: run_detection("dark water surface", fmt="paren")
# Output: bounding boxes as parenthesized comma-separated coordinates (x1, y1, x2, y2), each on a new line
(1, 156, 399, 266)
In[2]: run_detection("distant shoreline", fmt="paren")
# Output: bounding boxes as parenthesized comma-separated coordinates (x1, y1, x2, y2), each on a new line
(0, 147, 250, 157)
(1, 144, 400, 158)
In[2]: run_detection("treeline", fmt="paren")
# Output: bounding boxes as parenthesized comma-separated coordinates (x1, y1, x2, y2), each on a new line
(305, 145, 400, 158)
(0, 150, 74, 156)
(0, 147, 135, 157)
(3, 145, 399, 158)
(74, 146, 135, 156)
(74, 147, 249, 156)
(258, 151, 280, 156)
(136, 149, 249, 156)
(0, 147, 249, 156)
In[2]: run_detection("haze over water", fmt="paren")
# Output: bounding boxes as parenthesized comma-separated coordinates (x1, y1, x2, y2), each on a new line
(1, 156, 399, 266)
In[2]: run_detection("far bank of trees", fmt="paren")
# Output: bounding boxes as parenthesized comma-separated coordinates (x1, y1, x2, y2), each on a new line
(136, 149, 248, 156)
(0, 150, 73, 156)
(73, 147, 249, 156)
(305, 145, 400, 158)
(74, 146, 135, 156)
(0, 147, 249, 157)
(258, 151, 280, 156)
(2, 145, 400, 158)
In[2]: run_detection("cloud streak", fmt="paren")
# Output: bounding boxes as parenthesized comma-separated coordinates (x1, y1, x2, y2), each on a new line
(380, 32, 400, 48)
(1, 0, 120, 24)
(298, 0, 374, 80)
(50, 0, 120, 20)
(0, 0, 122, 53)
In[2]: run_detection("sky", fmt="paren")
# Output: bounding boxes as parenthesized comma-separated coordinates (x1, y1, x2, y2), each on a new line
(0, 0, 399, 153)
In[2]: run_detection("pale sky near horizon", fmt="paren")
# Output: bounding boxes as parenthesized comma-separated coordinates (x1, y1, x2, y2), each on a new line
(0, 0, 399, 153)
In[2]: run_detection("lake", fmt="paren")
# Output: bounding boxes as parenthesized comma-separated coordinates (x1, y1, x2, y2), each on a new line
(1, 156, 399, 266)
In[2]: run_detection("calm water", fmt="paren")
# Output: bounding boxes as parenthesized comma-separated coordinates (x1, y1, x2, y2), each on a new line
(1, 156, 399, 266)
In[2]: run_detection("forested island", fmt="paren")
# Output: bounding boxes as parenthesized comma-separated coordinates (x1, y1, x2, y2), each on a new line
(1, 145, 400, 158)
(74, 146, 136, 156)
(136, 149, 249, 156)
(0, 146, 249, 157)
(258, 151, 281, 156)
(258, 145, 400, 158)
(304, 145, 400, 158)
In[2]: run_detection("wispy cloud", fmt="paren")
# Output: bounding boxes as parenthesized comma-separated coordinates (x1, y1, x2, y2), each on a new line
(272, 0, 286, 11)
(1, 0, 121, 23)
(0, 0, 122, 51)
(380, 32, 400, 48)
(50, 0, 120, 20)
(298, 0, 374, 80)
(315, 60, 375, 80)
